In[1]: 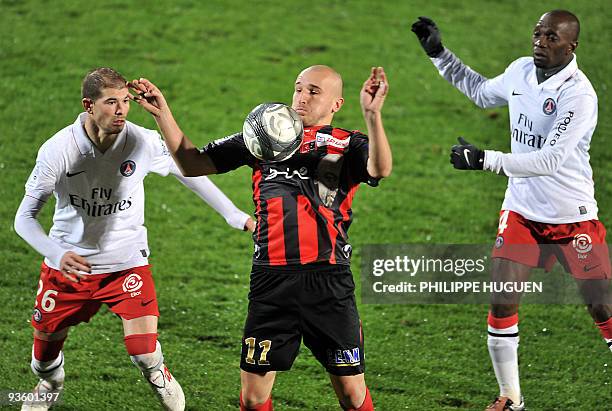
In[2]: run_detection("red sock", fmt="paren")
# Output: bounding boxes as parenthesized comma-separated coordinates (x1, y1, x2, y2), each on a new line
(595, 317, 612, 339)
(34, 337, 66, 362)
(357, 387, 373, 411)
(240, 392, 273, 411)
(487, 312, 519, 329)
(124, 333, 158, 355)
(342, 387, 374, 411)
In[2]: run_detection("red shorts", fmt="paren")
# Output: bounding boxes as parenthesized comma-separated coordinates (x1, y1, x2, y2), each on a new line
(31, 263, 159, 333)
(491, 210, 611, 280)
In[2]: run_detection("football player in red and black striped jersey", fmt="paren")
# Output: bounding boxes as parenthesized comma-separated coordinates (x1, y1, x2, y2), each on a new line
(131, 65, 391, 411)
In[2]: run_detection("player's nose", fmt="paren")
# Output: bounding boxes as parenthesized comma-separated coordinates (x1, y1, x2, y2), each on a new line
(533, 36, 546, 48)
(116, 101, 128, 115)
(296, 90, 309, 103)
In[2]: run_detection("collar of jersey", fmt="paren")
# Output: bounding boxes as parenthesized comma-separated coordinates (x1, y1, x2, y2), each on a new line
(528, 54, 578, 91)
(304, 124, 331, 134)
(72, 112, 128, 156)
(304, 125, 339, 140)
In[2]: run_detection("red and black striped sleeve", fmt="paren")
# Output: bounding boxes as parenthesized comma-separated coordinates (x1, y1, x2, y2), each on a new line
(346, 131, 380, 187)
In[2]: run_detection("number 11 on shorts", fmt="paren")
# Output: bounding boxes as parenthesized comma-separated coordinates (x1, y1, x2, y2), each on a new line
(244, 337, 272, 365)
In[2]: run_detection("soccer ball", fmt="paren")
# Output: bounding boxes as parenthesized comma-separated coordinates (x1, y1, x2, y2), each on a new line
(242, 103, 304, 162)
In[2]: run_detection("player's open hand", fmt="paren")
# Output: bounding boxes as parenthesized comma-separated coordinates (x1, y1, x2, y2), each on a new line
(128, 78, 168, 117)
(59, 251, 91, 282)
(360, 67, 388, 116)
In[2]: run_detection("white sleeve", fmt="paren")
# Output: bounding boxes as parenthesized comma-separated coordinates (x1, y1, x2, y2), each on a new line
(14, 195, 67, 268)
(168, 162, 251, 230)
(149, 131, 173, 176)
(17, 144, 67, 267)
(431, 48, 509, 108)
(25, 143, 59, 201)
(483, 93, 596, 177)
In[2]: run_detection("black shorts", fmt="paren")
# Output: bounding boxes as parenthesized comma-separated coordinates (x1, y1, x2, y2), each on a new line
(240, 264, 365, 376)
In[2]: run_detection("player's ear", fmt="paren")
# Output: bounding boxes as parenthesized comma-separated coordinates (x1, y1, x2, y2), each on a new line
(82, 98, 94, 114)
(569, 40, 578, 53)
(332, 97, 344, 114)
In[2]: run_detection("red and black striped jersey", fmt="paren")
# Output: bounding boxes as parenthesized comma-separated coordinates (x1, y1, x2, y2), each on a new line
(203, 125, 379, 267)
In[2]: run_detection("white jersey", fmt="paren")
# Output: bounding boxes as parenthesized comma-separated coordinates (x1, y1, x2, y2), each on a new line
(25, 113, 173, 273)
(432, 49, 598, 224)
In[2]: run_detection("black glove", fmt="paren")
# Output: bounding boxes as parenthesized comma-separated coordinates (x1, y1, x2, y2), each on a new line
(450, 137, 485, 170)
(411, 16, 444, 57)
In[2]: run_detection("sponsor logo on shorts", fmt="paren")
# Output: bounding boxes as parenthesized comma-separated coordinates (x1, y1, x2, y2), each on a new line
(543, 98, 556, 115)
(573, 233, 592, 260)
(573, 234, 592, 253)
(583, 264, 601, 273)
(327, 347, 361, 367)
(122, 273, 143, 297)
(120, 160, 136, 177)
(32, 308, 42, 322)
(495, 236, 504, 249)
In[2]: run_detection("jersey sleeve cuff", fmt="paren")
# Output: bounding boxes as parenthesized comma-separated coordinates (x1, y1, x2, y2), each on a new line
(227, 210, 251, 231)
(483, 150, 503, 174)
(48, 248, 68, 268)
(430, 47, 452, 63)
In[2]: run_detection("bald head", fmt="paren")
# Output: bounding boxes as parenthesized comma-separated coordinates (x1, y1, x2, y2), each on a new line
(298, 65, 343, 98)
(540, 10, 580, 42)
(292, 65, 345, 127)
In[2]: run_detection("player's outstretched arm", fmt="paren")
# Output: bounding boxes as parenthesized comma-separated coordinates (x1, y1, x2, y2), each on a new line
(361, 67, 392, 178)
(168, 162, 255, 231)
(481, 95, 596, 177)
(14, 195, 91, 281)
(410, 17, 508, 109)
(129, 78, 217, 177)
(450, 95, 594, 177)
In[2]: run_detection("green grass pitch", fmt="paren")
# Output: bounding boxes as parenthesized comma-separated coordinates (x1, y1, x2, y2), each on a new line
(1, 0, 610, 409)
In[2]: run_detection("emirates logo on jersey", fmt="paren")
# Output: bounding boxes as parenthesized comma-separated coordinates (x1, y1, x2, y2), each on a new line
(120, 160, 136, 177)
(542, 98, 557, 115)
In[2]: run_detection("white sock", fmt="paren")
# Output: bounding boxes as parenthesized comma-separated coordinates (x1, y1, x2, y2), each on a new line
(31, 350, 65, 385)
(487, 324, 521, 404)
(130, 341, 165, 384)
